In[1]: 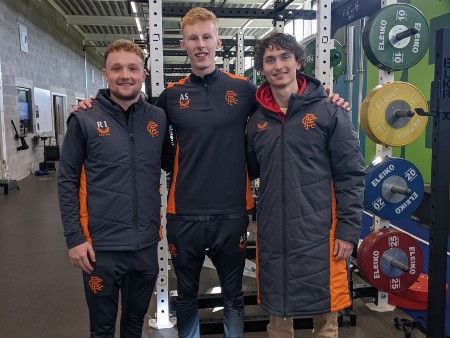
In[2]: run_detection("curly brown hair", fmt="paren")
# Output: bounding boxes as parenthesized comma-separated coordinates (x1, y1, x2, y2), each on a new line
(104, 39, 144, 65)
(254, 31, 305, 75)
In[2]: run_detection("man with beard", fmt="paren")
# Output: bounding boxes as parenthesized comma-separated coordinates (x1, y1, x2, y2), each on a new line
(58, 39, 172, 338)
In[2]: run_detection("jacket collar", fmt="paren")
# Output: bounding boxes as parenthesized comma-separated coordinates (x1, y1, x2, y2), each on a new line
(96, 89, 144, 115)
(256, 76, 308, 114)
(189, 68, 221, 85)
(255, 74, 327, 121)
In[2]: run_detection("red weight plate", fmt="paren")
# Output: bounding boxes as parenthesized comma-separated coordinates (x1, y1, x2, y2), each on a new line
(357, 229, 423, 293)
(395, 273, 448, 302)
(357, 234, 372, 281)
(357, 230, 389, 281)
(388, 293, 427, 310)
(395, 273, 428, 302)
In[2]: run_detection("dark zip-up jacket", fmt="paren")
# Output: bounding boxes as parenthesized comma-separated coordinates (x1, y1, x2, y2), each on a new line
(58, 89, 171, 251)
(246, 75, 365, 317)
(156, 68, 258, 216)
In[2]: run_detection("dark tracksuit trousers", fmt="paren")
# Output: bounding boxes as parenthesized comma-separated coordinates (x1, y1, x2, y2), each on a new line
(82, 245, 158, 338)
(167, 215, 249, 338)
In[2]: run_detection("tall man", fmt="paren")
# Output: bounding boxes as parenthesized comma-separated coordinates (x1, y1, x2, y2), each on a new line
(246, 32, 365, 338)
(58, 39, 171, 338)
(154, 7, 258, 337)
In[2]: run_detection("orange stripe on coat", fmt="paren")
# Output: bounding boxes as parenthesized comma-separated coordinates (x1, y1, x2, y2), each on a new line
(329, 185, 351, 312)
(167, 143, 180, 214)
(79, 166, 92, 245)
(221, 71, 248, 81)
(159, 211, 163, 240)
(245, 168, 254, 210)
(255, 222, 260, 305)
(167, 76, 189, 88)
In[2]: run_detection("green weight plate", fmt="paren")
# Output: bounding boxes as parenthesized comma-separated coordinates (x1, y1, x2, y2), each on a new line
(303, 39, 316, 78)
(302, 39, 346, 80)
(331, 40, 346, 79)
(244, 67, 263, 86)
(330, 48, 342, 67)
(363, 4, 429, 71)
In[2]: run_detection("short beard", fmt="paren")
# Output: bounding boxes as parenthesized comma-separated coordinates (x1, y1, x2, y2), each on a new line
(110, 89, 141, 102)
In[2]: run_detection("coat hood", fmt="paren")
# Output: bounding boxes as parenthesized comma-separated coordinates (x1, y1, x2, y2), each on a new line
(255, 74, 328, 115)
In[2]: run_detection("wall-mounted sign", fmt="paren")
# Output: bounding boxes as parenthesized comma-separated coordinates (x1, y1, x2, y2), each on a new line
(18, 23, 28, 53)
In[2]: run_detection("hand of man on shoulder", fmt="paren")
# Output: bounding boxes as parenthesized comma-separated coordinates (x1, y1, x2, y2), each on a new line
(68, 242, 96, 273)
(326, 88, 351, 111)
(73, 95, 96, 111)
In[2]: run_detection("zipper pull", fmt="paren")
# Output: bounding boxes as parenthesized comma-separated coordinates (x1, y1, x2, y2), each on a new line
(129, 133, 134, 142)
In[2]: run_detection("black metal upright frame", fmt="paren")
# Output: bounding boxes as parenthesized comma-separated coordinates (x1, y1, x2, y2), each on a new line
(427, 27, 450, 338)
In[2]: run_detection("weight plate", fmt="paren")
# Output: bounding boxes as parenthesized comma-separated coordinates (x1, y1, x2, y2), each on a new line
(395, 273, 428, 302)
(244, 67, 263, 86)
(331, 40, 346, 79)
(361, 82, 428, 146)
(356, 236, 370, 281)
(360, 84, 383, 144)
(303, 39, 316, 77)
(357, 229, 423, 293)
(303, 39, 346, 80)
(388, 293, 427, 310)
(365, 157, 424, 220)
(363, 3, 429, 70)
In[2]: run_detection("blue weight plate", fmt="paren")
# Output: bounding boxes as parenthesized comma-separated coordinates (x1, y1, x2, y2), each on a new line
(364, 157, 424, 220)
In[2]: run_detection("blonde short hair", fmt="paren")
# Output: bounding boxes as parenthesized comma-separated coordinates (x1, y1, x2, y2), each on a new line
(104, 39, 144, 65)
(181, 7, 218, 33)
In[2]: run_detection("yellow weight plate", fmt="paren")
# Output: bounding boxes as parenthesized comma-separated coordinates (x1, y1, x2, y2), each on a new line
(362, 82, 428, 146)
(361, 85, 383, 144)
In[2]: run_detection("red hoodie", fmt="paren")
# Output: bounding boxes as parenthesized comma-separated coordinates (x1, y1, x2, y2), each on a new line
(255, 76, 307, 122)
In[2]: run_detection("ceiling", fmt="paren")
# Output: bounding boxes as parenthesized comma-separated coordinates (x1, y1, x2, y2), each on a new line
(47, 0, 314, 71)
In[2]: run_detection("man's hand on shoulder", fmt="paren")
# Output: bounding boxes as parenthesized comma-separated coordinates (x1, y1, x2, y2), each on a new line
(73, 95, 96, 111)
(325, 88, 350, 111)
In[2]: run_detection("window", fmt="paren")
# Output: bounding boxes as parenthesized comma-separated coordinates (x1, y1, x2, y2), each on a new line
(18, 87, 33, 134)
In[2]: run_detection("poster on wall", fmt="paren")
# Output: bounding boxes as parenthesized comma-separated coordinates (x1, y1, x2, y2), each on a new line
(17, 23, 28, 53)
(33, 87, 53, 135)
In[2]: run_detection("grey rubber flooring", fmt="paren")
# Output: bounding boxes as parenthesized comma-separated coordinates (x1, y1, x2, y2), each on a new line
(0, 172, 425, 338)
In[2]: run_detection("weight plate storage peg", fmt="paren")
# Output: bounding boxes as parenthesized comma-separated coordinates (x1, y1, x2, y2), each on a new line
(360, 82, 428, 147)
(357, 229, 423, 293)
(364, 157, 424, 220)
(362, 3, 429, 71)
(303, 39, 346, 80)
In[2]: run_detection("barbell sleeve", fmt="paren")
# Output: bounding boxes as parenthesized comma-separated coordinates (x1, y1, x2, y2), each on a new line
(390, 185, 413, 195)
(395, 27, 419, 41)
(394, 110, 415, 118)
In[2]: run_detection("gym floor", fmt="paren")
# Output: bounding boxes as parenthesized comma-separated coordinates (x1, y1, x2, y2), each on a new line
(0, 172, 428, 338)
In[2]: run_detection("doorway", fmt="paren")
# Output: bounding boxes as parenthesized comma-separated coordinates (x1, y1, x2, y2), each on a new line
(52, 94, 66, 146)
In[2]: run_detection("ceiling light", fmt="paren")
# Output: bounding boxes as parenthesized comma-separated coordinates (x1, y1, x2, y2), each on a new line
(261, 0, 273, 9)
(135, 17, 142, 32)
(131, 1, 137, 14)
(242, 20, 252, 30)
